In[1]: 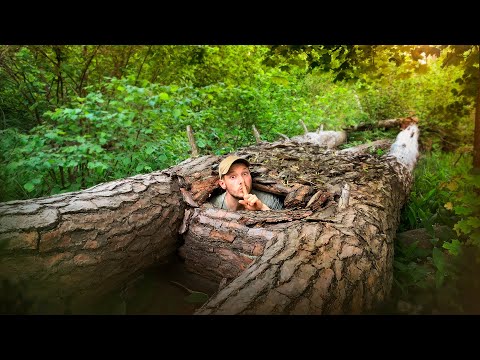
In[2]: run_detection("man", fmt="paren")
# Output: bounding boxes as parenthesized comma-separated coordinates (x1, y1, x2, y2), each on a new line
(210, 155, 283, 211)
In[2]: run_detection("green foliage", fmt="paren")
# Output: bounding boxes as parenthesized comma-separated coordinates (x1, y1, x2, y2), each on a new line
(1, 79, 194, 200)
(298, 70, 370, 129)
(0, 47, 52, 130)
(0, 44, 478, 313)
(393, 240, 431, 297)
(449, 172, 480, 248)
(0, 72, 314, 199)
(399, 151, 470, 232)
(340, 128, 398, 150)
(394, 151, 477, 312)
(355, 50, 473, 152)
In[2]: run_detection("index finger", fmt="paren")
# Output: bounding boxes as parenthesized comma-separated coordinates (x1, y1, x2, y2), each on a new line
(241, 182, 249, 198)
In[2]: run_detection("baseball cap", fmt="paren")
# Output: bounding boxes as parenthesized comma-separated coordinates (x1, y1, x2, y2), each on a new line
(218, 155, 250, 178)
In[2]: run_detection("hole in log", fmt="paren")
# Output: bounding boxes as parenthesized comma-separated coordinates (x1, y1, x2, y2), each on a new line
(179, 165, 337, 286)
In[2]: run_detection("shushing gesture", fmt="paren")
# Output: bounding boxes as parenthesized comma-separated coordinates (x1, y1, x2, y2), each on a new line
(238, 182, 270, 211)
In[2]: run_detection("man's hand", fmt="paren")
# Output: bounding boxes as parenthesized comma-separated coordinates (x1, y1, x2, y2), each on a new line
(238, 183, 270, 211)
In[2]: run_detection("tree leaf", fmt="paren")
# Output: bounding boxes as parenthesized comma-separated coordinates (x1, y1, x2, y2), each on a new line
(442, 239, 461, 256)
(435, 270, 444, 288)
(145, 146, 155, 155)
(445, 181, 458, 191)
(159, 92, 169, 101)
(271, 76, 289, 86)
(432, 247, 445, 273)
(453, 205, 471, 216)
(454, 220, 473, 235)
(23, 182, 35, 192)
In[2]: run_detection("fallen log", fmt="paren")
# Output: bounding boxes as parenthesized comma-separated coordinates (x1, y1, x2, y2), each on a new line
(0, 124, 419, 314)
(284, 116, 418, 149)
(345, 116, 419, 132)
(290, 130, 347, 149)
(181, 124, 419, 314)
(339, 139, 392, 155)
(0, 173, 186, 313)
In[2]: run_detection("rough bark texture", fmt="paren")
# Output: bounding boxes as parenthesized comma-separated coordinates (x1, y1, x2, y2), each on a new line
(177, 125, 419, 315)
(0, 124, 419, 315)
(0, 172, 185, 313)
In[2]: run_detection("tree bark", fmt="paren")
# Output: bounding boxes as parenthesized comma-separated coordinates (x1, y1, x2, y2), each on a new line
(0, 172, 185, 313)
(291, 130, 347, 149)
(474, 48, 480, 170)
(0, 125, 419, 314)
(339, 139, 392, 155)
(180, 125, 419, 315)
(344, 116, 419, 132)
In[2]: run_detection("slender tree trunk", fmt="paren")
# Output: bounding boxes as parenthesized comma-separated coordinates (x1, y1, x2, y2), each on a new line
(473, 47, 480, 170)
(78, 45, 100, 97)
(134, 46, 152, 87)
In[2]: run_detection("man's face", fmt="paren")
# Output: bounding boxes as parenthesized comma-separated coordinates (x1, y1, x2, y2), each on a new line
(219, 162, 252, 199)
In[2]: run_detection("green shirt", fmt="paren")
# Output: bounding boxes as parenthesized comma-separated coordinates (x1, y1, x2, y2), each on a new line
(209, 189, 284, 210)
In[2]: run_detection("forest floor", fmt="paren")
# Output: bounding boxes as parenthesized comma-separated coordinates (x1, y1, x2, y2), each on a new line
(4, 249, 478, 315)
(92, 253, 480, 316)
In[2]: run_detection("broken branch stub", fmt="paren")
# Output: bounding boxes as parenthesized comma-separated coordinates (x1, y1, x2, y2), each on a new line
(186, 125, 199, 158)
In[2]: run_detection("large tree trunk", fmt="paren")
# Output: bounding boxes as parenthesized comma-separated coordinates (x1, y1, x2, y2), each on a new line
(0, 125, 419, 314)
(0, 172, 185, 313)
(179, 125, 419, 315)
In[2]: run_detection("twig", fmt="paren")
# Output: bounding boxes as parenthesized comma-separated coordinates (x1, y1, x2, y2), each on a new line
(299, 119, 308, 135)
(170, 280, 194, 294)
(252, 125, 261, 143)
(186, 125, 199, 157)
(453, 152, 463, 167)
